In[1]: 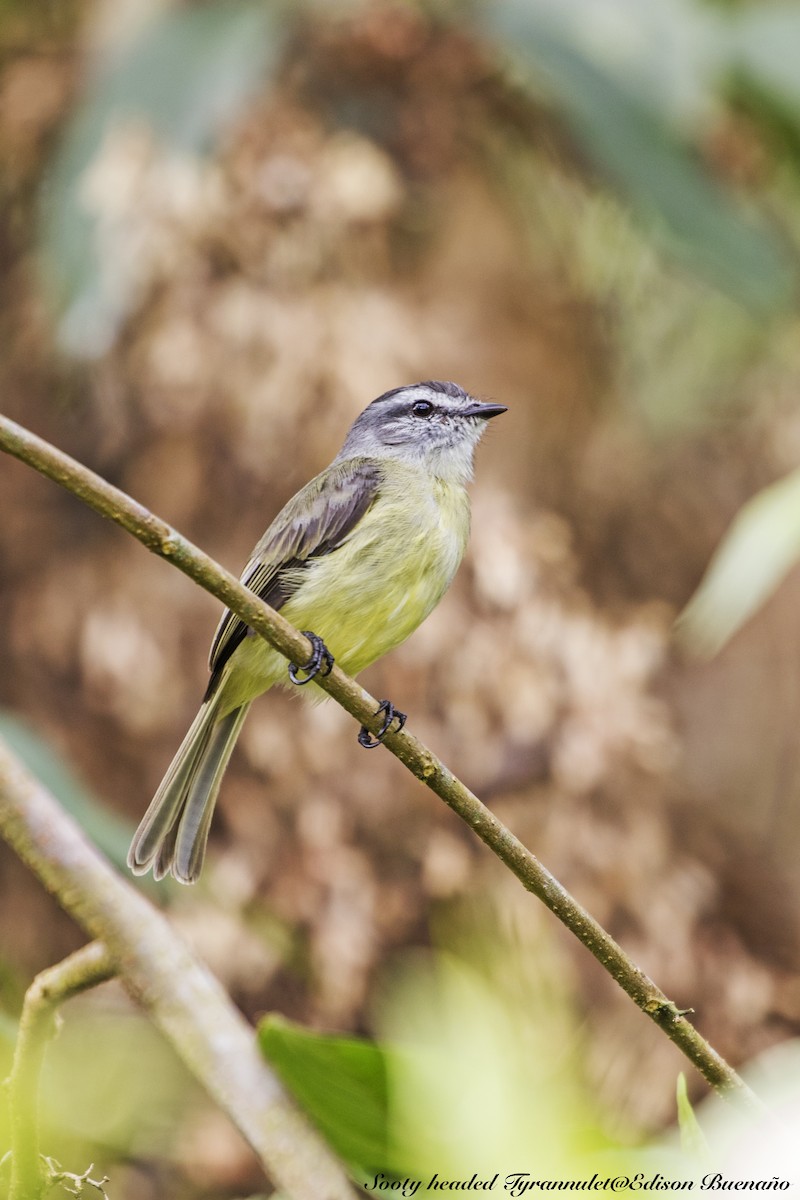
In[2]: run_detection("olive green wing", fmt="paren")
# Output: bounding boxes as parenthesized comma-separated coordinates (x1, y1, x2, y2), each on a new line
(206, 458, 383, 694)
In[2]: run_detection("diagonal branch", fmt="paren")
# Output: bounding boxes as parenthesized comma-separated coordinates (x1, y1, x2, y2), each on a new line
(0, 413, 760, 1108)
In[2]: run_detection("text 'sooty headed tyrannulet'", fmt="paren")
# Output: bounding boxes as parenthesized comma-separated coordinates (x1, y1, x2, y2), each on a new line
(128, 380, 506, 883)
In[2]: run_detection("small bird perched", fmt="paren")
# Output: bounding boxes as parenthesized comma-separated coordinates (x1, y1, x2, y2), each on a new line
(128, 380, 506, 883)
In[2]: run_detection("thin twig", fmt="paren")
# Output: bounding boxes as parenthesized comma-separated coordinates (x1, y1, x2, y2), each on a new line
(0, 413, 760, 1107)
(0, 740, 357, 1199)
(7, 942, 116, 1200)
(42, 1158, 110, 1198)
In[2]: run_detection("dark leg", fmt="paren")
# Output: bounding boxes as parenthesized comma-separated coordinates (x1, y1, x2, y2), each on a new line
(289, 632, 334, 685)
(358, 699, 407, 749)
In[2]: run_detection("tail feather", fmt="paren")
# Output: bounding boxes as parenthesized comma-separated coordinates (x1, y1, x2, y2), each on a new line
(127, 699, 250, 884)
(171, 704, 249, 883)
(128, 700, 217, 874)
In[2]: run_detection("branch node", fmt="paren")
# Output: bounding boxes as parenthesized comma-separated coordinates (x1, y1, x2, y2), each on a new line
(419, 755, 438, 780)
(645, 998, 695, 1022)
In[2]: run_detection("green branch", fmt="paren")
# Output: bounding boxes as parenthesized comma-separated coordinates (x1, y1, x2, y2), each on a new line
(7, 942, 116, 1200)
(0, 413, 759, 1108)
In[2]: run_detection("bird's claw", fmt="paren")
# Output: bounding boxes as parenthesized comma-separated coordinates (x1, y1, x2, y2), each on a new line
(289, 632, 334, 685)
(358, 699, 407, 749)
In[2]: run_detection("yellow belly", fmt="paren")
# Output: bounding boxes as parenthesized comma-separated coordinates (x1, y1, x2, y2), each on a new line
(216, 466, 470, 713)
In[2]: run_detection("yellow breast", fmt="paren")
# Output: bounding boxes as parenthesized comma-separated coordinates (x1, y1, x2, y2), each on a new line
(216, 462, 471, 712)
(282, 464, 470, 675)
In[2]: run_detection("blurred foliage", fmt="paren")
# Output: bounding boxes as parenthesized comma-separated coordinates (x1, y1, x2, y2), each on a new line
(0, 997, 200, 1199)
(483, 0, 795, 315)
(259, 917, 635, 1186)
(378, 945, 615, 1179)
(692, 1039, 800, 1181)
(39, 1007, 193, 1165)
(4, 0, 800, 1195)
(0, 713, 136, 875)
(263, 911, 800, 1190)
(678, 466, 800, 656)
(41, 0, 285, 356)
(39, 0, 800, 363)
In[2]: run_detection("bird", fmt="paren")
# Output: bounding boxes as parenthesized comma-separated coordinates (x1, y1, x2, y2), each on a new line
(127, 380, 506, 883)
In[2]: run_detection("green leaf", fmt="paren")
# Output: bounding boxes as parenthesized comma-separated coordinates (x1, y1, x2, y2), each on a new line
(0, 713, 135, 874)
(676, 1073, 709, 1161)
(258, 1014, 391, 1175)
(677, 466, 800, 657)
(40, 1, 285, 357)
(734, 5, 800, 119)
(483, 2, 795, 314)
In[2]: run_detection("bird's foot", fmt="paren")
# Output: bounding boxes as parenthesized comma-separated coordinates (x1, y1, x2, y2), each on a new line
(289, 632, 334, 685)
(358, 699, 407, 749)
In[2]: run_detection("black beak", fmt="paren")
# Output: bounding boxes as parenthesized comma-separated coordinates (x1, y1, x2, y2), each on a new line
(462, 401, 508, 420)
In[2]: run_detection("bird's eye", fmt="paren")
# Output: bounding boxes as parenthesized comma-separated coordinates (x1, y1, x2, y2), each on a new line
(411, 400, 434, 417)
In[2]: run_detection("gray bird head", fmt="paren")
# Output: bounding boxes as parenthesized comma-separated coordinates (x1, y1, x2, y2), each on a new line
(338, 381, 506, 483)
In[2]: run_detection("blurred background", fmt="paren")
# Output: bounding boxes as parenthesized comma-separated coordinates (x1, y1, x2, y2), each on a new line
(3, 0, 800, 1194)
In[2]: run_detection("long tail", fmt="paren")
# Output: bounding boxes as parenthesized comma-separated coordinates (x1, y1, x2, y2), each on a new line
(127, 698, 251, 884)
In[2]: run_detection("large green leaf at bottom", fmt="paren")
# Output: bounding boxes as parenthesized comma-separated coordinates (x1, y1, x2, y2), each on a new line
(258, 1014, 391, 1175)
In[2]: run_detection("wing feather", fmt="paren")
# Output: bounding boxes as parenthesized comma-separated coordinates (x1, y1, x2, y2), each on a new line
(205, 457, 383, 694)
